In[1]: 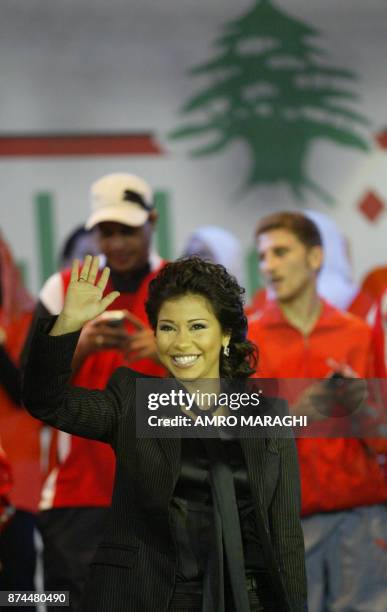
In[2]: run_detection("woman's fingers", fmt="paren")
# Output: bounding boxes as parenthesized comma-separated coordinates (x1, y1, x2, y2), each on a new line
(88, 256, 100, 285)
(79, 255, 93, 280)
(72, 256, 112, 292)
(69, 256, 117, 315)
(97, 266, 111, 292)
(70, 259, 80, 283)
(100, 291, 120, 311)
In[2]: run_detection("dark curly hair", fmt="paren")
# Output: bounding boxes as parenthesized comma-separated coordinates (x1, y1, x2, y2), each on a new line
(146, 257, 257, 380)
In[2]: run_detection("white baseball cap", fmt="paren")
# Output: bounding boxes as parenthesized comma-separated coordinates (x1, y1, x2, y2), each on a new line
(86, 173, 153, 229)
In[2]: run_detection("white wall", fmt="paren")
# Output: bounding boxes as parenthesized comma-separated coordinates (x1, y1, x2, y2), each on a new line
(1, 0, 386, 294)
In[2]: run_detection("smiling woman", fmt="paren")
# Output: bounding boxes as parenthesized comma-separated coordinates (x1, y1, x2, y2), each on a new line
(155, 292, 228, 380)
(22, 255, 307, 612)
(146, 257, 256, 381)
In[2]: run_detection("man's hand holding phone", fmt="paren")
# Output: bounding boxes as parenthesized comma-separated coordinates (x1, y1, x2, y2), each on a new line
(121, 311, 158, 364)
(72, 309, 158, 371)
(292, 359, 368, 422)
(72, 310, 130, 372)
(323, 358, 368, 416)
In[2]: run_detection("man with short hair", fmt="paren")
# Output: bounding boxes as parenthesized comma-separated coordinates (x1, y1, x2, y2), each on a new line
(249, 211, 386, 612)
(23, 172, 166, 611)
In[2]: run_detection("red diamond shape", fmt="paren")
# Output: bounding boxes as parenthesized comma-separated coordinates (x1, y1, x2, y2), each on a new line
(375, 130, 387, 149)
(358, 191, 385, 222)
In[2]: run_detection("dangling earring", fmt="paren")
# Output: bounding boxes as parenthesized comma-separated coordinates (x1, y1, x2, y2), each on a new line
(223, 345, 230, 357)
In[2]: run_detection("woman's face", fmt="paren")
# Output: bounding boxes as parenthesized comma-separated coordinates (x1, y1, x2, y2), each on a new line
(155, 293, 230, 381)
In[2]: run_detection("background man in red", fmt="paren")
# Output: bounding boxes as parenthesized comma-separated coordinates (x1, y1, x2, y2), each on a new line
(248, 212, 386, 612)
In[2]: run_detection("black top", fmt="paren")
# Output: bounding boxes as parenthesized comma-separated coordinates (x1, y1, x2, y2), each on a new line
(110, 263, 151, 293)
(172, 435, 264, 582)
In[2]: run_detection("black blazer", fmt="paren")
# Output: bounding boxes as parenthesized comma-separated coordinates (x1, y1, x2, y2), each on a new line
(22, 324, 307, 612)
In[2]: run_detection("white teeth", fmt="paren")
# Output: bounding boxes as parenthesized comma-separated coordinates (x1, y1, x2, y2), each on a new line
(172, 355, 199, 365)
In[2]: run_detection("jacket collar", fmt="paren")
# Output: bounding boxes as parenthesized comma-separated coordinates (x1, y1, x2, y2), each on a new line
(257, 297, 343, 334)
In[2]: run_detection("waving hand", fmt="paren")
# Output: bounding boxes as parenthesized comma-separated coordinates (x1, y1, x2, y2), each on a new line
(50, 256, 120, 336)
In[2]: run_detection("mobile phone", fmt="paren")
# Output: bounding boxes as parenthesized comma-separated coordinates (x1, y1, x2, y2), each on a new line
(325, 372, 346, 389)
(99, 310, 126, 328)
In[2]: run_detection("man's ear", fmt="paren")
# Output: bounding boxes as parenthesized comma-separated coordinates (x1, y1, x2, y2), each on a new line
(308, 245, 324, 273)
(148, 210, 158, 227)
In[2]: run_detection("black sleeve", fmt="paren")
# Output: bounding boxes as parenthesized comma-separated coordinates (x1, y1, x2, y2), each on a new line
(22, 317, 136, 446)
(20, 301, 51, 370)
(0, 345, 22, 405)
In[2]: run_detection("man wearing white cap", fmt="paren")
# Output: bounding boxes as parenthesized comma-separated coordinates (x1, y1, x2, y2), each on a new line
(23, 172, 166, 611)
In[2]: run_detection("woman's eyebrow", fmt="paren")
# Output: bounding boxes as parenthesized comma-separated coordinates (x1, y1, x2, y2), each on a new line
(158, 318, 209, 323)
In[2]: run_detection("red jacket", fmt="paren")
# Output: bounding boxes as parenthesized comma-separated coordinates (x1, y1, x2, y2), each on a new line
(0, 444, 13, 532)
(40, 263, 165, 509)
(0, 444, 12, 499)
(372, 289, 387, 378)
(249, 300, 386, 516)
(0, 311, 42, 512)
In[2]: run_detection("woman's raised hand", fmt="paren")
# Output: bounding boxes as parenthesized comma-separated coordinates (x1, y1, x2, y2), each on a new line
(50, 256, 120, 336)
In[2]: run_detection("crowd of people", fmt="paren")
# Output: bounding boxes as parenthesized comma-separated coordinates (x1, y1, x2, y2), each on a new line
(0, 170, 386, 612)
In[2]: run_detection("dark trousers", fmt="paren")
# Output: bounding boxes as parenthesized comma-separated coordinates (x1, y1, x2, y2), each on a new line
(0, 510, 37, 612)
(37, 507, 108, 612)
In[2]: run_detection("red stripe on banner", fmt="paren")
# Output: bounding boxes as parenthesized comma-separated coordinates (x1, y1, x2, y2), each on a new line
(0, 133, 164, 156)
(375, 130, 387, 149)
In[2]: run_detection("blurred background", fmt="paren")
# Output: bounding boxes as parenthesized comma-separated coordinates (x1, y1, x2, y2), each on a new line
(0, 0, 386, 295)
